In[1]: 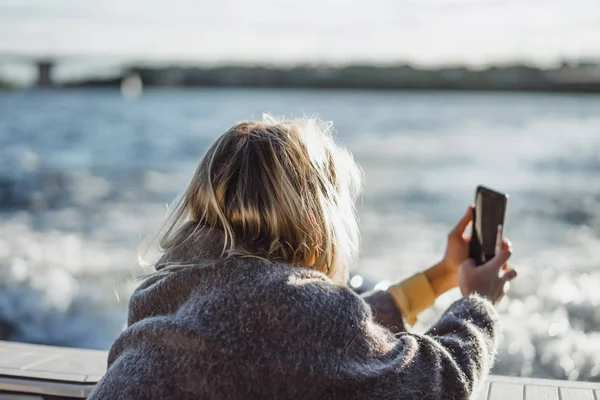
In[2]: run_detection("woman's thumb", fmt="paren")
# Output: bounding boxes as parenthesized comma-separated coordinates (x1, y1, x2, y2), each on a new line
(484, 249, 512, 272)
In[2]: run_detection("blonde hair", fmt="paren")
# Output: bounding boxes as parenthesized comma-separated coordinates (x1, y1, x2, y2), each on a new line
(151, 114, 362, 284)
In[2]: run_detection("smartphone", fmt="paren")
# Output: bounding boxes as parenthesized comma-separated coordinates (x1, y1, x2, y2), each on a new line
(469, 186, 508, 266)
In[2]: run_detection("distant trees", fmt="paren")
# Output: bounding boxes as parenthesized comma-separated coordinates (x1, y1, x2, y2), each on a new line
(61, 62, 600, 93)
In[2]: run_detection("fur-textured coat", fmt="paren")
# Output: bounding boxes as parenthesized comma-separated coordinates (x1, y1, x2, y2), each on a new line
(90, 226, 499, 400)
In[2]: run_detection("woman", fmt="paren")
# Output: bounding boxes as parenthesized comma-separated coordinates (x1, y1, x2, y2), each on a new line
(90, 116, 517, 400)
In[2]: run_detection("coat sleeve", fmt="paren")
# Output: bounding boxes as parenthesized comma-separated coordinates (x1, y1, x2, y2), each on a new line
(361, 272, 438, 333)
(334, 294, 499, 400)
(361, 290, 407, 334)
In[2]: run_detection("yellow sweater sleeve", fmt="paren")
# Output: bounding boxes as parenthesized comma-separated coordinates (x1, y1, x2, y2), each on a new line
(387, 273, 437, 326)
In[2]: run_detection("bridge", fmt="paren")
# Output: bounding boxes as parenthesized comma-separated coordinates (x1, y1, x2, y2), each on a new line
(0, 52, 139, 88)
(0, 53, 64, 87)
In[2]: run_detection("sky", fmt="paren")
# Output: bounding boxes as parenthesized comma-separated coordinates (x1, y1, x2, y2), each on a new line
(1, 0, 599, 82)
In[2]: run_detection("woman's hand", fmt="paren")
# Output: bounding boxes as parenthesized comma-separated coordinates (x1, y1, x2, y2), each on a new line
(443, 205, 474, 272)
(458, 244, 517, 304)
(425, 206, 473, 296)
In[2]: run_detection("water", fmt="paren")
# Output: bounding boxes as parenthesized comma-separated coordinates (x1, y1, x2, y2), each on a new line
(1, 88, 600, 381)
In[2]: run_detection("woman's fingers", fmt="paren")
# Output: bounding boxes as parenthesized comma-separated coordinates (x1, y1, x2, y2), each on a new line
(501, 238, 512, 252)
(483, 249, 512, 273)
(458, 242, 517, 304)
(451, 205, 474, 237)
(502, 268, 517, 281)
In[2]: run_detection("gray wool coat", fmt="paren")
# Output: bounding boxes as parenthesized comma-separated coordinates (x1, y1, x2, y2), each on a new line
(89, 226, 499, 400)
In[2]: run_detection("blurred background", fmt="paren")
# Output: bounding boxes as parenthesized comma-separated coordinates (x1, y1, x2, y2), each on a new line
(1, 0, 600, 383)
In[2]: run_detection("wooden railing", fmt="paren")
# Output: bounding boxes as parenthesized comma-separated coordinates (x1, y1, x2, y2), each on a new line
(0, 341, 598, 399)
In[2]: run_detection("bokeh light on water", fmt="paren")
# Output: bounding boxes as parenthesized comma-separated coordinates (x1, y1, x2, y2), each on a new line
(1, 89, 600, 381)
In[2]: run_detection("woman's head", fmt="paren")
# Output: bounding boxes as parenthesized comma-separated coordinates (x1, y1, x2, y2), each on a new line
(159, 115, 362, 283)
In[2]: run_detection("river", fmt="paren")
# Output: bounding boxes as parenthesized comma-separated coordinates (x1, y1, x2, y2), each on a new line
(1, 88, 599, 381)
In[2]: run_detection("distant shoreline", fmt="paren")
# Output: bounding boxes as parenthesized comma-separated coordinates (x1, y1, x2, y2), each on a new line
(69, 63, 600, 94)
(63, 84, 600, 95)
(3, 62, 600, 94)
(4, 84, 600, 95)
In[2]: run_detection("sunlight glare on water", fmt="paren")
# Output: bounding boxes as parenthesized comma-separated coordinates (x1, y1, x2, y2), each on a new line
(0, 89, 600, 381)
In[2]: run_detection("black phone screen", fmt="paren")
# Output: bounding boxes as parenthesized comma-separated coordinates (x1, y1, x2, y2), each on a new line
(469, 186, 508, 266)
